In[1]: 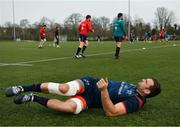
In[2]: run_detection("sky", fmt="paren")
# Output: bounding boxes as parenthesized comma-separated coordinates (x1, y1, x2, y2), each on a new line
(0, 0, 180, 25)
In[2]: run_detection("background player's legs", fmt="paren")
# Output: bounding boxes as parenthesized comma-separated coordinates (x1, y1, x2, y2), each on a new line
(115, 41, 121, 59)
(56, 37, 59, 47)
(75, 41, 84, 58)
(39, 38, 46, 48)
(38, 39, 43, 48)
(41, 39, 46, 47)
(81, 41, 88, 54)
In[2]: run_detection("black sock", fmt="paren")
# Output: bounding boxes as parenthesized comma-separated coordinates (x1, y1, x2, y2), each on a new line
(76, 47, 82, 55)
(81, 46, 87, 53)
(33, 95, 49, 107)
(22, 83, 41, 92)
(115, 47, 120, 57)
(56, 39, 59, 45)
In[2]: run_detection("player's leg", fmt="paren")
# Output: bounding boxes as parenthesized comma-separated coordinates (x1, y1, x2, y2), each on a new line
(56, 36, 59, 47)
(81, 36, 88, 54)
(47, 96, 87, 114)
(41, 80, 85, 96)
(41, 38, 46, 47)
(14, 93, 87, 114)
(115, 42, 121, 59)
(38, 38, 43, 48)
(114, 37, 121, 59)
(5, 79, 85, 97)
(5, 83, 42, 97)
(75, 35, 84, 58)
(80, 39, 88, 58)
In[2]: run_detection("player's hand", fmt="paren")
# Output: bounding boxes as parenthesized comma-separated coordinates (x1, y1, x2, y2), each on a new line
(92, 29, 95, 33)
(97, 78, 108, 91)
(123, 35, 127, 41)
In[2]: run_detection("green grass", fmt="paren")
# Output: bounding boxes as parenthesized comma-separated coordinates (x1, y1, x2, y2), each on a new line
(0, 40, 180, 126)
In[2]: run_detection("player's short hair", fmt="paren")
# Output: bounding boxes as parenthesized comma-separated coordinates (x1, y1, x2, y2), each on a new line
(117, 13, 123, 18)
(146, 78, 161, 98)
(86, 15, 91, 19)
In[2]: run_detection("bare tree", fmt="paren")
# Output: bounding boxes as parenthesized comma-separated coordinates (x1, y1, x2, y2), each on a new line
(4, 21, 13, 27)
(98, 16, 110, 30)
(64, 13, 83, 27)
(92, 16, 110, 38)
(20, 19, 30, 28)
(92, 17, 103, 36)
(154, 7, 175, 29)
(39, 17, 53, 28)
(64, 13, 83, 40)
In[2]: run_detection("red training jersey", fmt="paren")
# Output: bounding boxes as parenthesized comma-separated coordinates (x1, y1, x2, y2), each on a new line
(39, 26, 46, 37)
(159, 30, 164, 37)
(79, 19, 94, 36)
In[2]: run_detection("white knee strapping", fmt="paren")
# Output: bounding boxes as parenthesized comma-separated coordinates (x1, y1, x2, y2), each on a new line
(48, 82, 60, 95)
(65, 80, 80, 96)
(47, 80, 80, 96)
(70, 98, 83, 114)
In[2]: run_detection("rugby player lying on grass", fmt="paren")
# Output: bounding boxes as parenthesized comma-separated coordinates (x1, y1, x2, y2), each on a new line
(5, 76, 161, 116)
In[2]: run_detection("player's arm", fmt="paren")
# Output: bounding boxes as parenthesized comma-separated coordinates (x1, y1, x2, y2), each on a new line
(97, 78, 127, 117)
(121, 21, 127, 36)
(78, 24, 81, 32)
(87, 21, 94, 32)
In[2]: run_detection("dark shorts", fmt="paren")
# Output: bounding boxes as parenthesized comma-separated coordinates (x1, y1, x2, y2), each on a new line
(79, 34, 87, 42)
(160, 36, 164, 39)
(79, 76, 101, 109)
(40, 36, 46, 40)
(114, 36, 124, 42)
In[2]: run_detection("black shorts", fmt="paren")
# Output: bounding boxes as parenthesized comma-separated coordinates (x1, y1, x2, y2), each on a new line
(79, 76, 101, 108)
(160, 36, 164, 39)
(79, 34, 87, 42)
(114, 36, 124, 42)
(40, 36, 46, 40)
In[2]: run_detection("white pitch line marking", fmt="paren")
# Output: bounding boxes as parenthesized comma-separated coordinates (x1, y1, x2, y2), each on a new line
(0, 63, 33, 67)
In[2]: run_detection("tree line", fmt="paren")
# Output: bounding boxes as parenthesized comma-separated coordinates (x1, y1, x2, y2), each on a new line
(0, 7, 179, 41)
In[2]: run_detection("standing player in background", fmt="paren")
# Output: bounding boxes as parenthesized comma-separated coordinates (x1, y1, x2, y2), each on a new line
(113, 13, 126, 59)
(164, 29, 169, 44)
(130, 32, 134, 43)
(39, 24, 47, 48)
(159, 28, 164, 43)
(144, 32, 148, 42)
(97, 35, 101, 43)
(54, 27, 60, 48)
(75, 15, 94, 58)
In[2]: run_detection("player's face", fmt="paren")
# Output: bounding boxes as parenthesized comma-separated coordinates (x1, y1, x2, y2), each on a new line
(138, 78, 154, 94)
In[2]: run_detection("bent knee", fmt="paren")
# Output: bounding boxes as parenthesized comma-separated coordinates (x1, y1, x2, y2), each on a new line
(69, 96, 87, 114)
(59, 84, 69, 93)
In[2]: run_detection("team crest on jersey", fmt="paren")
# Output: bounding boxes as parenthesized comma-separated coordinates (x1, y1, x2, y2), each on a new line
(83, 79, 90, 86)
(118, 82, 136, 96)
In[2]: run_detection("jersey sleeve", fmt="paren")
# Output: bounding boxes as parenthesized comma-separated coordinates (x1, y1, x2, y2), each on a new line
(122, 96, 142, 113)
(87, 21, 93, 32)
(121, 21, 126, 36)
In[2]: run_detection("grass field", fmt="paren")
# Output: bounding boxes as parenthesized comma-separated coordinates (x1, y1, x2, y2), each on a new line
(0, 40, 180, 126)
